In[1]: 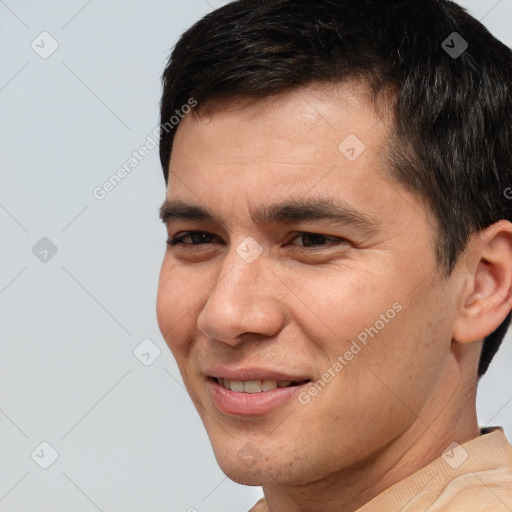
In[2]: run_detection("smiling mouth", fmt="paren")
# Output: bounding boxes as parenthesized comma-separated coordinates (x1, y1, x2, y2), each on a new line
(211, 377, 311, 393)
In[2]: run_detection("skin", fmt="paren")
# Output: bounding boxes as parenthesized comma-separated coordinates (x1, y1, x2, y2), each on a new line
(156, 82, 512, 512)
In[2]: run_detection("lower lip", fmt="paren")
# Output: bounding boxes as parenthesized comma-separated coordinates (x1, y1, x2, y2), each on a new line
(207, 378, 310, 416)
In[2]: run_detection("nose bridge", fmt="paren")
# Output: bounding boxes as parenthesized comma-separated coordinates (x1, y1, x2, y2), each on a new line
(197, 241, 283, 345)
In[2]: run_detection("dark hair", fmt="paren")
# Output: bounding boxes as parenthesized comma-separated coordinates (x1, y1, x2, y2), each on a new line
(159, 0, 512, 377)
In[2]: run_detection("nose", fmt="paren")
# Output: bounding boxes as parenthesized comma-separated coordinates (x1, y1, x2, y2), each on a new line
(196, 244, 286, 347)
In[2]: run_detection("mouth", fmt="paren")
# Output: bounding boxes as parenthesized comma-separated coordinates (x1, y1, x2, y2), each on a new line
(206, 374, 313, 416)
(211, 377, 310, 393)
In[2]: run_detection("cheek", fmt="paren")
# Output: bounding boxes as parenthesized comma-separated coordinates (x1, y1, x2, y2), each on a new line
(156, 260, 204, 354)
(298, 262, 448, 385)
(287, 263, 397, 346)
(342, 280, 454, 411)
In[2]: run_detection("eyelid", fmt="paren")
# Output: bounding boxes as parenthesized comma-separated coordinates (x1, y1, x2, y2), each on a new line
(167, 231, 220, 246)
(286, 232, 345, 245)
(167, 230, 350, 249)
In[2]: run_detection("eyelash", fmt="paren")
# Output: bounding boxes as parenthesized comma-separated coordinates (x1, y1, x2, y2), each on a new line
(166, 231, 348, 251)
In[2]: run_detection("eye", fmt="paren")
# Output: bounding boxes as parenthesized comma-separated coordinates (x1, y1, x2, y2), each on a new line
(167, 231, 348, 250)
(286, 232, 347, 249)
(167, 231, 219, 246)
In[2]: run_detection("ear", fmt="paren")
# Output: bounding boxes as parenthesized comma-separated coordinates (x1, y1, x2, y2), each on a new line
(453, 221, 512, 343)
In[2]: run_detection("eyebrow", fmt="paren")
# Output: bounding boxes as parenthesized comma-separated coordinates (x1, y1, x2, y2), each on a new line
(159, 197, 379, 234)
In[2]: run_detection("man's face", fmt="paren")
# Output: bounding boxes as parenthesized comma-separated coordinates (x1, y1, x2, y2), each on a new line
(157, 83, 463, 486)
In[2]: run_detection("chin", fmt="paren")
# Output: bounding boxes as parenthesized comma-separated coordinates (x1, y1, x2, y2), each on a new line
(212, 449, 267, 485)
(222, 466, 268, 486)
(212, 443, 317, 487)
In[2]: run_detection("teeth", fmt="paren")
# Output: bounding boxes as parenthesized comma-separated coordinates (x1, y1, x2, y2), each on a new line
(261, 379, 278, 391)
(244, 380, 262, 393)
(217, 378, 293, 393)
(229, 380, 245, 392)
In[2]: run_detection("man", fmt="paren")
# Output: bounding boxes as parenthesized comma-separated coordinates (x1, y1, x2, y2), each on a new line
(156, 0, 512, 510)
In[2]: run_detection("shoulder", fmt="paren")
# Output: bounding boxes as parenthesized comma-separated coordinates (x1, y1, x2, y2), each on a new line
(427, 466, 512, 511)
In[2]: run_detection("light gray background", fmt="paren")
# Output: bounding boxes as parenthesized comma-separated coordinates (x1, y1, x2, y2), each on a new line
(0, 1, 511, 511)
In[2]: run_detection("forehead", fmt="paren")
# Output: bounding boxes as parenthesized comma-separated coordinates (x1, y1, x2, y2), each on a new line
(170, 84, 384, 184)
(165, 82, 431, 237)
(178, 82, 384, 160)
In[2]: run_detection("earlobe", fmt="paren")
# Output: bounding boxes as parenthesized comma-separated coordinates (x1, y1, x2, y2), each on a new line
(452, 222, 512, 344)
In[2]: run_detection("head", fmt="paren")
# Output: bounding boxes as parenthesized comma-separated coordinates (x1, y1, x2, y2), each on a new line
(156, 0, 512, 488)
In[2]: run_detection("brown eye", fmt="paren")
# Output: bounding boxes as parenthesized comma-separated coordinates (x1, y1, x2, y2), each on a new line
(167, 232, 218, 246)
(287, 232, 349, 249)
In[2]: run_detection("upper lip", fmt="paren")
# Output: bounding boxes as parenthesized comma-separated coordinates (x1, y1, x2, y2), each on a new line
(206, 367, 311, 382)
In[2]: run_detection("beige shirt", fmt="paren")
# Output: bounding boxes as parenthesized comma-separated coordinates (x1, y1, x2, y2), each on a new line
(249, 427, 512, 511)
